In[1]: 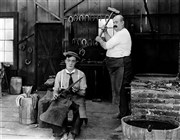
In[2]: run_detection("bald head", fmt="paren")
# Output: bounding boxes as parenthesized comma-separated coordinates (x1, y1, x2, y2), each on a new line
(113, 15, 124, 31)
(114, 15, 124, 22)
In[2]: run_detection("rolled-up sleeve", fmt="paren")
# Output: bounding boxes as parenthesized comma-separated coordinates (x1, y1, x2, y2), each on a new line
(77, 73, 87, 96)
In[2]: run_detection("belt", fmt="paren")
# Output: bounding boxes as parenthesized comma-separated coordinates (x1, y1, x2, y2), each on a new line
(106, 56, 130, 60)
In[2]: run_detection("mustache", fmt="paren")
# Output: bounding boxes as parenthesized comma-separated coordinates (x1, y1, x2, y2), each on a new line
(113, 25, 117, 28)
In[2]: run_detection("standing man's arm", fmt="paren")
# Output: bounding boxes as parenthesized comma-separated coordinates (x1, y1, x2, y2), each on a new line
(96, 26, 111, 48)
(103, 26, 111, 41)
(95, 36, 106, 49)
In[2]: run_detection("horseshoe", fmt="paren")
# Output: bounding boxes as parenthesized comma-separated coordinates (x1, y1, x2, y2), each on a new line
(73, 14, 78, 22)
(105, 14, 109, 21)
(72, 38, 76, 45)
(79, 14, 85, 21)
(93, 40, 99, 46)
(68, 16, 74, 23)
(79, 48, 85, 56)
(77, 38, 81, 46)
(88, 39, 93, 46)
(81, 39, 87, 46)
(91, 15, 95, 21)
(19, 44, 26, 51)
(98, 14, 102, 20)
(94, 15, 99, 21)
(85, 14, 90, 21)
(27, 47, 33, 53)
(25, 59, 31, 65)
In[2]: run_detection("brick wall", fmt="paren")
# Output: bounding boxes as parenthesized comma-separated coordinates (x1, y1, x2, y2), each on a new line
(131, 78, 180, 122)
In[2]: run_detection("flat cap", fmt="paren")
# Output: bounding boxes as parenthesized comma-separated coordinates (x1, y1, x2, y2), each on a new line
(63, 51, 80, 60)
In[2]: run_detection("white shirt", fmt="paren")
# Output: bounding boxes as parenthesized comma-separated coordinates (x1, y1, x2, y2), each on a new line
(105, 28, 132, 58)
(53, 68, 87, 93)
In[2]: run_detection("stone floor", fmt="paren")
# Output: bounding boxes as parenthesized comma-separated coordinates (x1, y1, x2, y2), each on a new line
(0, 92, 123, 140)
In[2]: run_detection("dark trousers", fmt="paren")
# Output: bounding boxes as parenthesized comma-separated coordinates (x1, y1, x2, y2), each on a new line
(69, 102, 83, 136)
(52, 101, 83, 136)
(106, 56, 132, 119)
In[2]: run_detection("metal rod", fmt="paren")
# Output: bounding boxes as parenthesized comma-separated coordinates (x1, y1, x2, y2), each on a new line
(50, 77, 83, 103)
(99, 12, 113, 37)
(17, 33, 35, 45)
(143, 0, 154, 32)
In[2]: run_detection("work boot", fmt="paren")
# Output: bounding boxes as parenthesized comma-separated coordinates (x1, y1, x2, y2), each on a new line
(114, 124, 122, 132)
(67, 132, 75, 140)
(60, 133, 68, 140)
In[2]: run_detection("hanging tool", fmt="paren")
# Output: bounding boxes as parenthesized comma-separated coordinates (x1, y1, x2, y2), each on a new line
(143, 0, 154, 32)
(17, 33, 34, 45)
(99, 7, 120, 37)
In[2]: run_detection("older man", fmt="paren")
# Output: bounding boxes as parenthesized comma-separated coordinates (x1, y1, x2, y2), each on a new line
(95, 14, 132, 131)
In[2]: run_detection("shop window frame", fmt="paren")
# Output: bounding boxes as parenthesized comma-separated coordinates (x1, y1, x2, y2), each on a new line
(0, 12, 18, 70)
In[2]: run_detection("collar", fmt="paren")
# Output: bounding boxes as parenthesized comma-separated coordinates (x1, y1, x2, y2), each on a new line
(65, 69, 75, 74)
(114, 27, 124, 32)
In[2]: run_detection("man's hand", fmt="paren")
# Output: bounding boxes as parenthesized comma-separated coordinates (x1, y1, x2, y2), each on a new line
(72, 87, 79, 93)
(52, 92, 58, 100)
(95, 36, 102, 43)
(100, 25, 107, 32)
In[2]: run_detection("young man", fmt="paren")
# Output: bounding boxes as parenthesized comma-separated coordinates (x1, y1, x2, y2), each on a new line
(95, 14, 132, 132)
(40, 51, 87, 140)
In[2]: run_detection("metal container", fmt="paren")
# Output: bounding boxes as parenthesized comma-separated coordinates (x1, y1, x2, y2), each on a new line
(19, 94, 38, 124)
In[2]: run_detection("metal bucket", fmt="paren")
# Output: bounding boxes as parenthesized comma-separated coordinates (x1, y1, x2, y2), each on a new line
(10, 77, 22, 95)
(121, 115, 180, 140)
(19, 94, 38, 125)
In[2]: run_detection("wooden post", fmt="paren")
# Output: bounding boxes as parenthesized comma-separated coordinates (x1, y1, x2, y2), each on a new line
(179, 41, 180, 78)
(0, 63, 3, 98)
(59, 0, 67, 52)
(0, 78, 2, 98)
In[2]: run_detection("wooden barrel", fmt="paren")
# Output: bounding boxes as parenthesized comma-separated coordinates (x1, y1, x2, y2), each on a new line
(19, 97, 37, 124)
(121, 115, 180, 140)
(10, 77, 22, 95)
